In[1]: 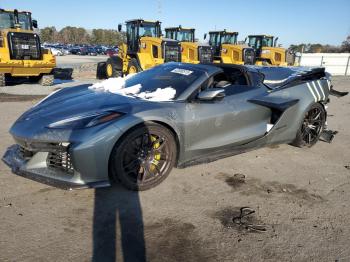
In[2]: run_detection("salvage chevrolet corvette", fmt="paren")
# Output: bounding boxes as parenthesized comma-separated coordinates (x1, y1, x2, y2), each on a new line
(2, 63, 347, 190)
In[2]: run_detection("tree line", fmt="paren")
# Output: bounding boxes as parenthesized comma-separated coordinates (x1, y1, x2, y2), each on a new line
(39, 26, 126, 46)
(289, 35, 350, 53)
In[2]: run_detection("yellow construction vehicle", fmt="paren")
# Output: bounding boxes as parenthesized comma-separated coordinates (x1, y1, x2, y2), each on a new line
(99, 19, 181, 78)
(0, 9, 56, 86)
(246, 35, 287, 66)
(205, 30, 255, 65)
(165, 26, 213, 64)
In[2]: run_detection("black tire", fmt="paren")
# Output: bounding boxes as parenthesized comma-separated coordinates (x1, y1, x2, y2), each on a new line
(292, 103, 326, 148)
(29, 75, 42, 83)
(39, 74, 54, 86)
(106, 58, 122, 78)
(110, 123, 177, 191)
(127, 58, 141, 75)
(0, 73, 6, 87)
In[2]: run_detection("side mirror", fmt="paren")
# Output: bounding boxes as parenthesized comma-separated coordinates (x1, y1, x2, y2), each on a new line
(118, 24, 122, 32)
(244, 37, 247, 43)
(274, 37, 279, 47)
(197, 88, 225, 101)
(32, 19, 38, 29)
(204, 33, 207, 40)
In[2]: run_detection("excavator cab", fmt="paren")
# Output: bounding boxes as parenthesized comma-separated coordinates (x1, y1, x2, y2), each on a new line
(125, 19, 162, 53)
(207, 30, 255, 65)
(247, 35, 287, 66)
(165, 26, 213, 64)
(100, 19, 181, 78)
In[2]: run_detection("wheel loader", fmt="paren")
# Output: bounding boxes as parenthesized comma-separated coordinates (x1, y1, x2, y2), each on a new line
(165, 26, 213, 64)
(0, 9, 56, 86)
(98, 19, 181, 78)
(246, 35, 287, 66)
(206, 30, 255, 65)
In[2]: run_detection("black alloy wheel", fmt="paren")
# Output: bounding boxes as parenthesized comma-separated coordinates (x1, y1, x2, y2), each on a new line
(292, 103, 326, 148)
(110, 123, 177, 191)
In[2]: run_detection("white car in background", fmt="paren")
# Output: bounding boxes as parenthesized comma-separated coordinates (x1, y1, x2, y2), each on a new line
(50, 48, 63, 56)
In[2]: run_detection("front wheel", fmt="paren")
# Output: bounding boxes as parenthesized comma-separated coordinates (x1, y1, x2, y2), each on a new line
(127, 58, 141, 75)
(292, 103, 326, 148)
(110, 123, 177, 191)
(106, 58, 122, 78)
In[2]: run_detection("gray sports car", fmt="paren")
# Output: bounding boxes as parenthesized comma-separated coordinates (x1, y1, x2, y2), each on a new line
(2, 63, 347, 190)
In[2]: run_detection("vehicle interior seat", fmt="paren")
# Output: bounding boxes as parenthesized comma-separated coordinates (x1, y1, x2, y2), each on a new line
(215, 80, 231, 88)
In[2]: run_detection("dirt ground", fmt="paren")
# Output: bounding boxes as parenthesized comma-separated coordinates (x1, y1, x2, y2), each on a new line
(0, 76, 349, 262)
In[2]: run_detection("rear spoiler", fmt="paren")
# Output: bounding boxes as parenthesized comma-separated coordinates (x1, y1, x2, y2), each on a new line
(329, 86, 348, 97)
(260, 67, 327, 89)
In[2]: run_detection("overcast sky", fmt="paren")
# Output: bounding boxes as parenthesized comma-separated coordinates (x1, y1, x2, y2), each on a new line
(1, 0, 349, 47)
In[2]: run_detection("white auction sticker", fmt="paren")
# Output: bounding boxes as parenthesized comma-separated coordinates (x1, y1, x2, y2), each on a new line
(171, 68, 193, 76)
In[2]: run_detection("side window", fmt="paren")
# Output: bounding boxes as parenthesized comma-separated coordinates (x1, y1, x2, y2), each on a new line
(152, 45, 158, 58)
(215, 68, 258, 96)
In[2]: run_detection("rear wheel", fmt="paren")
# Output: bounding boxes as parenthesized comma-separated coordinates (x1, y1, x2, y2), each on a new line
(0, 73, 5, 87)
(110, 123, 177, 191)
(39, 74, 54, 86)
(292, 103, 326, 148)
(106, 58, 122, 78)
(127, 58, 141, 75)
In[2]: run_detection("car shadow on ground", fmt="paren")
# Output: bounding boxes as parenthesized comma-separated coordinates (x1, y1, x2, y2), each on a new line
(92, 185, 146, 262)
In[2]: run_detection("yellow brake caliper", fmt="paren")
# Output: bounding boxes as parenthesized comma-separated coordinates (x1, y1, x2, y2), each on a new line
(150, 135, 161, 171)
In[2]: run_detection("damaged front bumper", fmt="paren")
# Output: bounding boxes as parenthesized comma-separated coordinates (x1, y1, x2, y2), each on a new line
(2, 144, 110, 190)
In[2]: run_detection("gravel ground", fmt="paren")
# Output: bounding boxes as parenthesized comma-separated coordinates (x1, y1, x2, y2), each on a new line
(0, 76, 349, 262)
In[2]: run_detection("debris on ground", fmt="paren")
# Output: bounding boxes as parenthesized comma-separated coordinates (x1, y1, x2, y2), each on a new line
(232, 207, 267, 233)
(344, 165, 350, 170)
(1, 203, 12, 208)
(224, 173, 246, 188)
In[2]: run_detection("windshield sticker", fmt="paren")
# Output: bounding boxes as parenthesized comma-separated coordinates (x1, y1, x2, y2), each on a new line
(171, 68, 193, 76)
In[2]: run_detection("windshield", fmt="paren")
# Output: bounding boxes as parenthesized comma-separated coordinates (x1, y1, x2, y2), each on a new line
(221, 34, 237, 44)
(249, 36, 274, 49)
(175, 30, 194, 42)
(262, 37, 274, 47)
(0, 11, 32, 30)
(125, 64, 205, 100)
(139, 23, 159, 37)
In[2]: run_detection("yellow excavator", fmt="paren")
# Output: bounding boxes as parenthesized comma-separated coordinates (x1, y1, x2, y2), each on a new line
(206, 30, 255, 65)
(98, 19, 181, 78)
(165, 26, 213, 64)
(246, 35, 287, 66)
(0, 8, 56, 86)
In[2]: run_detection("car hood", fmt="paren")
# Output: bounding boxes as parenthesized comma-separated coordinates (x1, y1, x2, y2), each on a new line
(10, 84, 146, 140)
(30, 84, 144, 118)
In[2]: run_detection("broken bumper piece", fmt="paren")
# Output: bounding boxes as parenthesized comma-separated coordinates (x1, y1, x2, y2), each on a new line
(320, 130, 338, 143)
(2, 144, 110, 190)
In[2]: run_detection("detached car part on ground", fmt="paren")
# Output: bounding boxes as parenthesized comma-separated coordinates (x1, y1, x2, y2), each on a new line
(2, 62, 348, 191)
(0, 9, 56, 86)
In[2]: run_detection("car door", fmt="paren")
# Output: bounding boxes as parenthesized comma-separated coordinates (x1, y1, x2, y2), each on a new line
(184, 82, 271, 153)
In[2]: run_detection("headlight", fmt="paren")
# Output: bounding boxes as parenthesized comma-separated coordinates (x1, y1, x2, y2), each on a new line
(261, 50, 271, 54)
(47, 112, 124, 129)
(221, 48, 227, 54)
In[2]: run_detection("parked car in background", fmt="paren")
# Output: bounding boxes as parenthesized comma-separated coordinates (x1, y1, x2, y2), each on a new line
(87, 47, 98, 56)
(105, 48, 118, 57)
(70, 47, 81, 55)
(50, 48, 63, 56)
